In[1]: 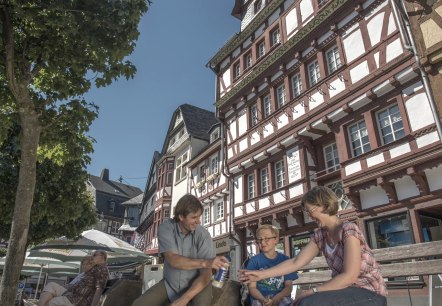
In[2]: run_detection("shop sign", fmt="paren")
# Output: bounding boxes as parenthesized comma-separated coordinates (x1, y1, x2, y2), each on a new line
(287, 146, 301, 183)
(214, 237, 230, 253)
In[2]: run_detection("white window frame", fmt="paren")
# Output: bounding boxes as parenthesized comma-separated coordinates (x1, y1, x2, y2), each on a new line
(323, 143, 340, 173)
(245, 52, 252, 69)
(210, 128, 220, 143)
(261, 168, 269, 194)
(248, 174, 255, 199)
(271, 28, 280, 46)
(348, 120, 371, 157)
(376, 104, 405, 145)
(209, 154, 219, 175)
(215, 201, 224, 221)
(275, 160, 286, 189)
(258, 41, 265, 58)
(308, 60, 321, 86)
(250, 104, 258, 127)
(234, 62, 241, 79)
(291, 73, 302, 98)
(203, 206, 211, 225)
(263, 94, 271, 118)
(276, 84, 286, 108)
(326, 45, 341, 74)
(175, 151, 189, 182)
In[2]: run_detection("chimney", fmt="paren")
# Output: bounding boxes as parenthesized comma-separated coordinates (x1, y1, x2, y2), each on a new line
(100, 168, 109, 181)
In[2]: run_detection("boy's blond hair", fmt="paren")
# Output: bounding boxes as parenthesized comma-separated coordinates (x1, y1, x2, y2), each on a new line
(256, 224, 279, 238)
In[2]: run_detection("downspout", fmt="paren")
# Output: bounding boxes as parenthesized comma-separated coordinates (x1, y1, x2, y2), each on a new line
(390, 0, 442, 139)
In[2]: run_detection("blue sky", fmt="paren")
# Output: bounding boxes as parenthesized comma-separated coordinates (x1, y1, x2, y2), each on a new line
(85, 1, 239, 190)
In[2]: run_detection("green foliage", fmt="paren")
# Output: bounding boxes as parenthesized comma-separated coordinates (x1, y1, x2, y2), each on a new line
(0, 248, 6, 258)
(0, 123, 98, 244)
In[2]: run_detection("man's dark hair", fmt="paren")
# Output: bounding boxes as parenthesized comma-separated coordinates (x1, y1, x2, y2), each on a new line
(173, 194, 203, 221)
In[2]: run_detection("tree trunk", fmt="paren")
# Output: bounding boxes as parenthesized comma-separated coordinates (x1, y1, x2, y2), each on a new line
(0, 110, 41, 305)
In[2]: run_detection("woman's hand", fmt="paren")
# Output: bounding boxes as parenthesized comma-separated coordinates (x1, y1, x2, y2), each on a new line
(238, 269, 264, 284)
(292, 289, 314, 306)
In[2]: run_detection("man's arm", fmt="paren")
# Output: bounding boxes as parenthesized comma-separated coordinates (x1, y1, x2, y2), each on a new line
(170, 268, 212, 306)
(163, 251, 228, 270)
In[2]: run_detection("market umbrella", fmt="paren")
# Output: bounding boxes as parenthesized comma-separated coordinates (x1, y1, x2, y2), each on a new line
(0, 253, 80, 298)
(30, 229, 150, 265)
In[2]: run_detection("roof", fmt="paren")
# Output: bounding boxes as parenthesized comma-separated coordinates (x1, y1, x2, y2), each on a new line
(180, 104, 218, 141)
(121, 193, 144, 206)
(160, 104, 218, 154)
(88, 175, 142, 199)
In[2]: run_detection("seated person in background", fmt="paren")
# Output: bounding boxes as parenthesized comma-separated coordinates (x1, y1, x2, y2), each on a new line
(38, 251, 109, 306)
(37, 255, 94, 306)
(246, 224, 298, 306)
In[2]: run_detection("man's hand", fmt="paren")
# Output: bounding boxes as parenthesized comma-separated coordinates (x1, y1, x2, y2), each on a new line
(204, 256, 229, 270)
(170, 295, 191, 306)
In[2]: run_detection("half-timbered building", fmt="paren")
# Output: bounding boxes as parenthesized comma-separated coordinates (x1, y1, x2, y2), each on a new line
(208, 0, 442, 300)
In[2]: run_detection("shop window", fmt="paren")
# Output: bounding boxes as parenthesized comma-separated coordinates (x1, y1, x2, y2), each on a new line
(348, 120, 371, 157)
(323, 143, 340, 172)
(290, 235, 311, 257)
(326, 45, 341, 74)
(262, 94, 272, 118)
(366, 213, 413, 249)
(376, 104, 405, 145)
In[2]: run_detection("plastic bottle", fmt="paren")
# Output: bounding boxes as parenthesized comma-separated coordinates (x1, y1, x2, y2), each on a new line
(212, 256, 230, 288)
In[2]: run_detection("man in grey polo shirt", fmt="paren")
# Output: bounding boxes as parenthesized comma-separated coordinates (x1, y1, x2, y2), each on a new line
(132, 194, 229, 306)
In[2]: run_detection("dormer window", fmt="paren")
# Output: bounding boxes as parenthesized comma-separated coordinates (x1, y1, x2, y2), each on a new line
(210, 128, 220, 143)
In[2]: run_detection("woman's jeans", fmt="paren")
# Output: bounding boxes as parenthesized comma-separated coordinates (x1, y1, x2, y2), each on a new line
(298, 287, 387, 306)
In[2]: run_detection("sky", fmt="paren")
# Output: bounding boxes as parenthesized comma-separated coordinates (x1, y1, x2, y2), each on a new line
(85, 1, 240, 190)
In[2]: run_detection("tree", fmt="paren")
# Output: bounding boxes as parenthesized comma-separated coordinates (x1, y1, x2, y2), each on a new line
(0, 122, 97, 246)
(0, 1, 149, 304)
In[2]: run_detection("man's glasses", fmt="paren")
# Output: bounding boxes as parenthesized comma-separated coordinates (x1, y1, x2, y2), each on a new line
(302, 206, 319, 214)
(255, 237, 276, 244)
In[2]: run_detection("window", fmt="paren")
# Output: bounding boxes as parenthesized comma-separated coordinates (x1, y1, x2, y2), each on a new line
(376, 104, 405, 145)
(175, 152, 189, 182)
(215, 201, 224, 221)
(169, 136, 176, 147)
(250, 104, 258, 127)
(261, 168, 269, 194)
(326, 45, 341, 74)
(291, 73, 302, 98)
(203, 206, 210, 225)
(179, 129, 185, 138)
(233, 62, 241, 79)
(164, 209, 170, 218)
(245, 52, 252, 69)
(210, 128, 220, 143)
(348, 120, 371, 157)
(199, 164, 206, 181)
(209, 155, 218, 175)
(166, 171, 173, 185)
(263, 94, 272, 118)
(308, 60, 321, 86)
(323, 143, 340, 172)
(366, 213, 413, 249)
(275, 160, 286, 188)
(318, 0, 328, 7)
(276, 84, 286, 108)
(109, 200, 116, 212)
(248, 174, 255, 199)
(254, 0, 262, 14)
(271, 28, 280, 46)
(257, 41, 265, 58)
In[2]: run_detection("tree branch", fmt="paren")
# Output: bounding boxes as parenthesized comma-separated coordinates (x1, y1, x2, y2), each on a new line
(0, 6, 19, 97)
